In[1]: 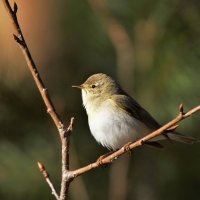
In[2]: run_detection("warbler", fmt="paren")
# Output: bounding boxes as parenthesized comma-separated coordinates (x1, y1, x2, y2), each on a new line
(73, 73, 197, 150)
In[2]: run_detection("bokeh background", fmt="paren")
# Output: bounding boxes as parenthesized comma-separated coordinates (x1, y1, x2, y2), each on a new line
(0, 0, 200, 199)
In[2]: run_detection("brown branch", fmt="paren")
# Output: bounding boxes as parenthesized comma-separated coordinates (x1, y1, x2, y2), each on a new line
(71, 104, 200, 178)
(59, 117, 75, 200)
(3, 1, 72, 200)
(3, 0, 62, 130)
(3, 1, 200, 200)
(66, 117, 75, 135)
(37, 161, 59, 200)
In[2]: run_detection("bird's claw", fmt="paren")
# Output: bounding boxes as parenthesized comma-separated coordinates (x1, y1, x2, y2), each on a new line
(96, 150, 117, 166)
(96, 155, 106, 166)
(123, 142, 132, 156)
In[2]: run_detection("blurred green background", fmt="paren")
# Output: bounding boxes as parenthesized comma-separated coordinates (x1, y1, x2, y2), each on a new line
(0, 0, 200, 199)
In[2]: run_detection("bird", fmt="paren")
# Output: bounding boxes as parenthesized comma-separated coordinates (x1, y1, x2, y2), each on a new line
(73, 73, 198, 150)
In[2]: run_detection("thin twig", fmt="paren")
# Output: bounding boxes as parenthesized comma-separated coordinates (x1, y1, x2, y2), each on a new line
(59, 117, 75, 200)
(3, 0, 63, 130)
(2, 1, 72, 199)
(37, 162, 59, 200)
(71, 104, 200, 177)
(66, 117, 75, 135)
(3, 1, 200, 199)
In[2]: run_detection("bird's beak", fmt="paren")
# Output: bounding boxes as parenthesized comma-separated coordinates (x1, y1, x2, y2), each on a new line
(72, 84, 84, 89)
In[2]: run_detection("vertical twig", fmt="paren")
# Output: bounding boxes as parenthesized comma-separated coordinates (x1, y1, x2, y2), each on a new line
(60, 117, 75, 200)
(2, 1, 72, 199)
(3, 2, 200, 200)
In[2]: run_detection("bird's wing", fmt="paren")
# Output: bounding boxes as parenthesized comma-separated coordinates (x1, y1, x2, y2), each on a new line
(110, 94, 161, 130)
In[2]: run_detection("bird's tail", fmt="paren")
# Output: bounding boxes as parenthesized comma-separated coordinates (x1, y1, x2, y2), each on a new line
(166, 132, 199, 144)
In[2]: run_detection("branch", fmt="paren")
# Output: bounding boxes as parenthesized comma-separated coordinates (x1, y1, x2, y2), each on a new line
(3, 1, 200, 199)
(3, 0, 62, 129)
(71, 104, 200, 177)
(37, 162, 59, 200)
(66, 117, 75, 135)
(59, 117, 75, 199)
(3, 1, 72, 199)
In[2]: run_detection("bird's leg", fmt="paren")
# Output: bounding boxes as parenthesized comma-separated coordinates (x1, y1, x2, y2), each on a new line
(123, 142, 133, 156)
(96, 150, 118, 166)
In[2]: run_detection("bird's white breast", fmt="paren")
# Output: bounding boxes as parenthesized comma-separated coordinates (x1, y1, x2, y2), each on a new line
(85, 99, 151, 150)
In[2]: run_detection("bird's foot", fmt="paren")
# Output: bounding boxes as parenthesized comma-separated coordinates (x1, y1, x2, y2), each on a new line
(123, 142, 133, 156)
(96, 151, 117, 166)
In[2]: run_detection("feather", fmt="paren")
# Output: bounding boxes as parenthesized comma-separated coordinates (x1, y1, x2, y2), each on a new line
(110, 94, 161, 130)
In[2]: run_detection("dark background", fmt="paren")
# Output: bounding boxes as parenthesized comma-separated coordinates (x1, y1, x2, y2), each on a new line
(0, 0, 200, 199)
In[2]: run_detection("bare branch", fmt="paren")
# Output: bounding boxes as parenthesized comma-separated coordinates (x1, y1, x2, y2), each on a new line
(179, 103, 184, 115)
(66, 117, 75, 135)
(3, 1, 200, 200)
(3, 0, 63, 130)
(166, 124, 179, 132)
(37, 161, 59, 200)
(13, 2, 18, 14)
(3, 1, 72, 199)
(71, 104, 200, 177)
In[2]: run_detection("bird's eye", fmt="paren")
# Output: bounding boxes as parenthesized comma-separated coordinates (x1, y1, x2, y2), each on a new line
(91, 84, 96, 88)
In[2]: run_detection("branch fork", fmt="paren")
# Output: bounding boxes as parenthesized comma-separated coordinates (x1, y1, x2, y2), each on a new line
(3, 1, 200, 200)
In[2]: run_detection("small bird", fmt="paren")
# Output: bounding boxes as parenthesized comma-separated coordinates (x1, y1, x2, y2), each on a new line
(73, 73, 198, 150)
